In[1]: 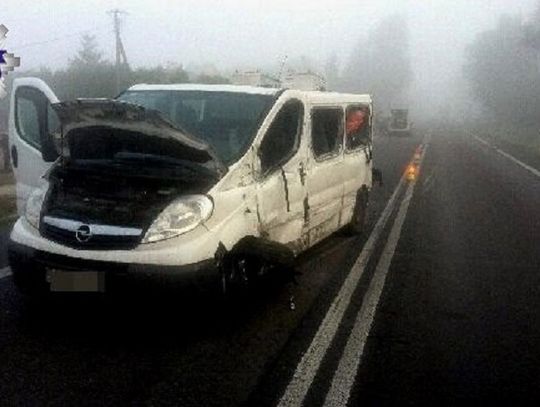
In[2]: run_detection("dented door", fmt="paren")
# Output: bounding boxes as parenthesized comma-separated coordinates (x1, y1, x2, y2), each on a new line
(255, 98, 308, 253)
(303, 106, 346, 246)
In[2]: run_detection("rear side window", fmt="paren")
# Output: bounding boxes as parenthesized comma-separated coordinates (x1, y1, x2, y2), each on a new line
(311, 108, 343, 159)
(259, 99, 304, 174)
(345, 105, 371, 150)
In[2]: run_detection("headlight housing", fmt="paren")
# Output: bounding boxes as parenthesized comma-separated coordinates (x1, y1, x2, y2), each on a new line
(25, 185, 48, 229)
(142, 195, 213, 243)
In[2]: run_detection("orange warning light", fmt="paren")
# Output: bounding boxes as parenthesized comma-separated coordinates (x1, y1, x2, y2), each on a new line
(406, 164, 417, 181)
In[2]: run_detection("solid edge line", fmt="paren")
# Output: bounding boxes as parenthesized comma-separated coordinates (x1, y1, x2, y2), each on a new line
(0, 266, 12, 280)
(470, 133, 540, 178)
(322, 143, 429, 407)
(277, 163, 409, 406)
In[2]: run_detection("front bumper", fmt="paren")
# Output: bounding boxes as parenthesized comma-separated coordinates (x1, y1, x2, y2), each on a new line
(10, 217, 222, 266)
(8, 240, 220, 291)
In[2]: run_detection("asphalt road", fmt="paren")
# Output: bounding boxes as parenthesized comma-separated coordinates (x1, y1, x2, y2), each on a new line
(349, 130, 540, 406)
(1, 127, 539, 406)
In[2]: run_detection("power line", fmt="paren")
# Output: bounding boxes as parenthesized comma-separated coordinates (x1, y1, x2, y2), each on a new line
(14, 24, 111, 50)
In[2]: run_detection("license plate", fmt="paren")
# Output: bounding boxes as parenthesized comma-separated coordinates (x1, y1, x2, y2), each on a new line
(46, 269, 105, 292)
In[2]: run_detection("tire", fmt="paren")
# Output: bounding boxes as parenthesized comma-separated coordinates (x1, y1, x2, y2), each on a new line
(345, 189, 368, 235)
(220, 253, 254, 297)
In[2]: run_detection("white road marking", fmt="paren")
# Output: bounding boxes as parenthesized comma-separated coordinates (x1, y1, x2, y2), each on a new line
(471, 134, 540, 178)
(323, 144, 428, 407)
(0, 266, 12, 280)
(278, 163, 410, 406)
(421, 170, 436, 194)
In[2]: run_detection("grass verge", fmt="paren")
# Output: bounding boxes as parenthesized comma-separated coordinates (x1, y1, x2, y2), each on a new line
(0, 195, 17, 229)
(0, 171, 14, 187)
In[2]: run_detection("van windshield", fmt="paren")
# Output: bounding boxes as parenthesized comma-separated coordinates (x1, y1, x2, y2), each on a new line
(117, 90, 274, 165)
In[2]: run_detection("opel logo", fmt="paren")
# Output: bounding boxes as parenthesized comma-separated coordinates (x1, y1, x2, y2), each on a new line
(75, 224, 92, 243)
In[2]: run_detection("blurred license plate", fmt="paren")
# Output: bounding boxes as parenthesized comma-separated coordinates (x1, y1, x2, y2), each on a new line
(47, 269, 105, 292)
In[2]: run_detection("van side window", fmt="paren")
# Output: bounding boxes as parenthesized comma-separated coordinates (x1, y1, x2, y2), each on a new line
(259, 100, 304, 174)
(346, 105, 371, 150)
(16, 92, 42, 149)
(311, 108, 343, 159)
(15, 87, 61, 152)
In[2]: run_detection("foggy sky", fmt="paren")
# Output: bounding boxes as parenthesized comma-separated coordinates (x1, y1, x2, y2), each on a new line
(2, 0, 538, 115)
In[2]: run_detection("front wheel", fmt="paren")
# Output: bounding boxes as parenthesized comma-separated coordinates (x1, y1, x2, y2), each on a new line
(220, 254, 263, 297)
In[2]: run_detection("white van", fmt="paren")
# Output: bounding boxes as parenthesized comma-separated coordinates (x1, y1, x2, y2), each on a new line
(7, 78, 374, 295)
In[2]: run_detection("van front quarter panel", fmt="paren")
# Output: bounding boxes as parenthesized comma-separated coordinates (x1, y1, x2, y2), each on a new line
(204, 185, 260, 252)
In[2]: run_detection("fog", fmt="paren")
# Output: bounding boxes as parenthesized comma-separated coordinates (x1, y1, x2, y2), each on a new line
(2, 0, 538, 121)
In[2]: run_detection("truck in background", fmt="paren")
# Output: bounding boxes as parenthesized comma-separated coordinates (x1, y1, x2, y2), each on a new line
(230, 71, 280, 88)
(281, 71, 326, 91)
(387, 108, 412, 136)
(231, 70, 326, 91)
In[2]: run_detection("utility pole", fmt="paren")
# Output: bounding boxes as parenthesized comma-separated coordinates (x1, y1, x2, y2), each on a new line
(277, 55, 288, 85)
(108, 9, 129, 94)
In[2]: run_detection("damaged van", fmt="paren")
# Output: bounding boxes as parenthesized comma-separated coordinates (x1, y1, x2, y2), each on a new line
(7, 78, 374, 296)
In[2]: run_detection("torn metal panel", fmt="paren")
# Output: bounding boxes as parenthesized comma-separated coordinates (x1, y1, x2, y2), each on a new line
(281, 168, 291, 212)
(303, 197, 310, 223)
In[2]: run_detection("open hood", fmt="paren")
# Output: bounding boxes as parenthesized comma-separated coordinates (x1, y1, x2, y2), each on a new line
(51, 99, 227, 176)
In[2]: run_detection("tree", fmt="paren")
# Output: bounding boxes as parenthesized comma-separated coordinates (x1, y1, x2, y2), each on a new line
(195, 74, 230, 84)
(324, 53, 339, 91)
(464, 14, 540, 125)
(341, 15, 413, 112)
(70, 34, 103, 67)
(522, 1, 540, 50)
(130, 65, 189, 85)
(57, 35, 117, 99)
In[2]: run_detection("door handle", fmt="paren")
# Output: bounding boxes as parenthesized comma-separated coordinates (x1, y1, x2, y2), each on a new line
(11, 145, 18, 168)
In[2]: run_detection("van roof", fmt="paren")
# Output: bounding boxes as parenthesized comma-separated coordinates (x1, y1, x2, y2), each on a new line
(301, 91, 372, 105)
(127, 83, 282, 95)
(127, 83, 372, 104)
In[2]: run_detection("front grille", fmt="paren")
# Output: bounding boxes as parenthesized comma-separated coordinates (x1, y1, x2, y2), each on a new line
(41, 217, 143, 250)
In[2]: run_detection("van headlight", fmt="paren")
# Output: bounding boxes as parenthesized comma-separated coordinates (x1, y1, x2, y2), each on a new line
(25, 185, 48, 229)
(142, 195, 213, 243)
